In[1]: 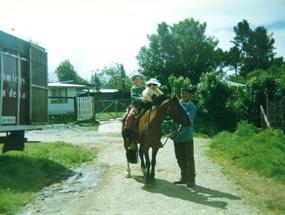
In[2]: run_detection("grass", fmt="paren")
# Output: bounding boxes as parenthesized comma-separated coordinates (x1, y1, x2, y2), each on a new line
(0, 142, 96, 215)
(208, 122, 285, 214)
(95, 112, 125, 120)
(211, 122, 285, 182)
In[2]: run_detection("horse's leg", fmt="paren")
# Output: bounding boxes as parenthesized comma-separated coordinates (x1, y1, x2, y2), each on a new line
(150, 148, 158, 182)
(126, 160, 131, 178)
(122, 130, 131, 178)
(139, 145, 146, 176)
(144, 150, 151, 185)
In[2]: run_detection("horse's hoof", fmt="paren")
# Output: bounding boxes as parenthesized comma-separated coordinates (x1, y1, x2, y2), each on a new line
(125, 172, 131, 178)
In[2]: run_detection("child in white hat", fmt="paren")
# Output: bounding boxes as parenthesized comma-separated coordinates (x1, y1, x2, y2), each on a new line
(142, 78, 163, 106)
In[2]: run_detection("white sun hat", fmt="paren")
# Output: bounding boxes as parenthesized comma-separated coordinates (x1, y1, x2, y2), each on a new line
(146, 78, 161, 87)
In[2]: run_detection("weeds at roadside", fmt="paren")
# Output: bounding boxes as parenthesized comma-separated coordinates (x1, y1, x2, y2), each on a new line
(0, 142, 96, 215)
(208, 122, 285, 214)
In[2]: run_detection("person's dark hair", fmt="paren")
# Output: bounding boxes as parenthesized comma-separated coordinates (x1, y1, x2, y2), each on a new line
(180, 87, 193, 93)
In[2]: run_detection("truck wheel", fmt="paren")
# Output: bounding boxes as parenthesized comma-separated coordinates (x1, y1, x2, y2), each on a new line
(2, 131, 26, 153)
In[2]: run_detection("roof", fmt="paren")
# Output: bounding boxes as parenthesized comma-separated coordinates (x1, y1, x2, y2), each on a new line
(224, 80, 246, 87)
(81, 89, 118, 93)
(48, 82, 88, 88)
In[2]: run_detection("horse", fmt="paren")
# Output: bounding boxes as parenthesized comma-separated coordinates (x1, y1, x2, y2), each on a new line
(122, 94, 190, 185)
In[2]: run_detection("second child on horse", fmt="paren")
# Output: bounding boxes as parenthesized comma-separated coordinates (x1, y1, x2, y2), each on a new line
(142, 78, 164, 108)
(124, 73, 145, 131)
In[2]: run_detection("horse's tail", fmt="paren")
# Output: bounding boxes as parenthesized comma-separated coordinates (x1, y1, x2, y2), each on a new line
(122, 128, 138, 164)
(126, 147, 138, 164)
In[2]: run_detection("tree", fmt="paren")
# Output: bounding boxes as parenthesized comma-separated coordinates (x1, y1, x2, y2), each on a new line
(227, 20, 283, 77)
(243, 70, 279, 126)
(96, 63, 132, 90)
(197, 72, 235, 134)
(225, 46, 241, 75)
(91, 71, 102, 91)
(137, 18, 223, 85)
(168, 75, 192, 96)
(55, 60, 87, 84)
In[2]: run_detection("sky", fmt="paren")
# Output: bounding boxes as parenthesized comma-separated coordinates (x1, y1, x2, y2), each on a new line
(0, 0, 285, 82)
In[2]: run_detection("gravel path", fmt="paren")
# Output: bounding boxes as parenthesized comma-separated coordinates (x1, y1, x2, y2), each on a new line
(20, 120, 261, 215)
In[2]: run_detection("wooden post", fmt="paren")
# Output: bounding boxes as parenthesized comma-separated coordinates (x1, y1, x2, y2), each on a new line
(260, 105, 271, 128)
(74, 96, 78, 120)
(115, 99, 118, 118)
(260, 106, 264, 128)
(93, 97, 96, 121)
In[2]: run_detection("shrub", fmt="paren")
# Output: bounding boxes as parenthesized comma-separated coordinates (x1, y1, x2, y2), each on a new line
(197, 72, 236, 134)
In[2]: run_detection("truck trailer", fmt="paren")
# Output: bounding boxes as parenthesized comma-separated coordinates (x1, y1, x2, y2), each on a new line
(0, 30, 48, 153)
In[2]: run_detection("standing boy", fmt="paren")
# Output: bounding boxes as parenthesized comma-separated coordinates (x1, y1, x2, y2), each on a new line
(173, 87, 197, 188)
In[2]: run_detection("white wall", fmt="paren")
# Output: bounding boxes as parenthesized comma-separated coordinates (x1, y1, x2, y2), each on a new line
(48, 87, 78, 115)
(48, 98, 75, 115)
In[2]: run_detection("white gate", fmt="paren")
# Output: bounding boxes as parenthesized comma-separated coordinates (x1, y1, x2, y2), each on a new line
(77, 96, 94, 121)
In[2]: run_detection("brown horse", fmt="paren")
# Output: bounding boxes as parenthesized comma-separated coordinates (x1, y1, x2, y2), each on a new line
(122, 95, 190, 185)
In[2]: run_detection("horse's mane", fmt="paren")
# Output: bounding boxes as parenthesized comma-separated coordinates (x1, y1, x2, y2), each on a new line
(153, 94, 169, 106)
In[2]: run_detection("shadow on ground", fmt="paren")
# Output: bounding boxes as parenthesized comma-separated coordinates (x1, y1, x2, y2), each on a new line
(133, 175, 241, 209)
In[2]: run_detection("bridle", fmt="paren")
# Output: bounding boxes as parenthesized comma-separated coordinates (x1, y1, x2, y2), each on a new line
(162, 124, 182, 146)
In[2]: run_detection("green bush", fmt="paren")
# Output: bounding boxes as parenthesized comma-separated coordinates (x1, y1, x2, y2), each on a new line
(168, 75, 192, 95)
(230, 67, 285, 128)
(197, 72, 236, 134)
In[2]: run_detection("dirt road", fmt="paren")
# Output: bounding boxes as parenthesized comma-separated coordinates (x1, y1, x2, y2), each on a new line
(20, 120, 261, 215)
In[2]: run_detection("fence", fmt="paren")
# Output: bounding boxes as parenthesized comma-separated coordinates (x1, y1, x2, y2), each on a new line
(77, 96, 94, 121)
(267, 96, 285, 131)
(48, 96, 131, 122)
(93, 99, 130, 120)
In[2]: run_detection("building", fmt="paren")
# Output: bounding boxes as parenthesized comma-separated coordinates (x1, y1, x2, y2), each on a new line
(80, 89, 119, 100)
(48, 82, 88, 115)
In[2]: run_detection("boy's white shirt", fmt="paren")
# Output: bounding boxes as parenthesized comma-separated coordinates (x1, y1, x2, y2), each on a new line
(142, 87, 163, 102)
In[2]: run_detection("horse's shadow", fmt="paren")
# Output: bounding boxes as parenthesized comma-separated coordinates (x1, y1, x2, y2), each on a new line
(132, 176, 241, 209)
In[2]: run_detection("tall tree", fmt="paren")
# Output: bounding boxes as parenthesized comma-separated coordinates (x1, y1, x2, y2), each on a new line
(227, 20, 283, 77)
(137, 18, 223, 85)
(91, 71, 102, 91)
(225, 46, 241, 75)
(55, 60, 87, 84)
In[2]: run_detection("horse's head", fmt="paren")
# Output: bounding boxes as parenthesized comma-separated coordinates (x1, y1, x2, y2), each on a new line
(166, 95, 190, 126)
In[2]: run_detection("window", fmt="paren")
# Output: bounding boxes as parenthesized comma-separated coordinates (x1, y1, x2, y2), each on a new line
(50, 88, 67, 104)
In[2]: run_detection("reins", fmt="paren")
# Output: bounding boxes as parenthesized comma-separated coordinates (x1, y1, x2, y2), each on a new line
(162, 125, 182, 147)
